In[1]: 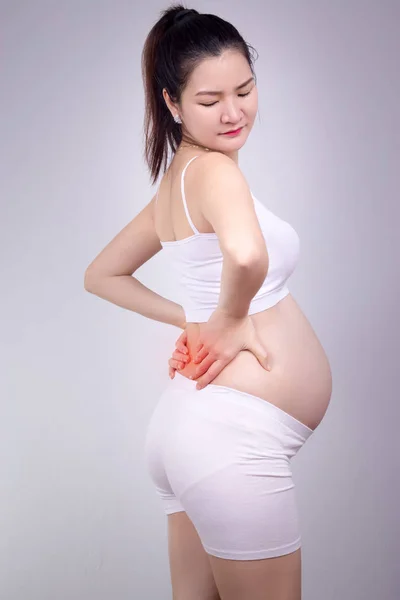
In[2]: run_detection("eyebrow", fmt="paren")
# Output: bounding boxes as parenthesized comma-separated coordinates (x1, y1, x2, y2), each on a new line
(195, 76, 255, 97)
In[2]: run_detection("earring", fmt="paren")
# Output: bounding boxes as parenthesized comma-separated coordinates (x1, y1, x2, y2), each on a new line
(174, 114, 182, 124)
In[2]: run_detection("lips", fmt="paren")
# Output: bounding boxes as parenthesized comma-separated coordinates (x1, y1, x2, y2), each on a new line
(222, 127, 242, 134)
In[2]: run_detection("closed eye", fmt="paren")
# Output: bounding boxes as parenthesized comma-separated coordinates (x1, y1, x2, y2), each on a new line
(200, 90, 252, 107)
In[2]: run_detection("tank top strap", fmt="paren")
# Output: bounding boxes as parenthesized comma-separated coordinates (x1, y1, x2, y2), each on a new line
(181, 155, 200, 235)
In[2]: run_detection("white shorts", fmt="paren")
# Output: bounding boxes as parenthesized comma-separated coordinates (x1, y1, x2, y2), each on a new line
(144, 371, 313, 560)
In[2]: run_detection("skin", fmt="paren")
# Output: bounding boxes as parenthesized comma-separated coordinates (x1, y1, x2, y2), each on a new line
(84, 48, 263, 388)
(163, 48, 259, 167)
(163, 49, 260, 383)
(162, 54, 307, 598)
(85, 49, 324, 598)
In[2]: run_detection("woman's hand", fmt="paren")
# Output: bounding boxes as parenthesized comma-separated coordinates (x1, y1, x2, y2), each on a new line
(168, 310, 271, 389)
(191, 308, 271, 389)
(168, 329, 191, 380)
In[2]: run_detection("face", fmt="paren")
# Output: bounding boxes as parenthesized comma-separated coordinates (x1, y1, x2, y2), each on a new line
(164, 49, 258, 160)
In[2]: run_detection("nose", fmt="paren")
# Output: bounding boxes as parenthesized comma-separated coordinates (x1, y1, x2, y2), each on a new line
(221, 99, 243, 124)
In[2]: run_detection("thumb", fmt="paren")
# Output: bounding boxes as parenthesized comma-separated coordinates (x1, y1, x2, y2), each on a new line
(251, 341, 271, 372)
(176, 329, 187, 347)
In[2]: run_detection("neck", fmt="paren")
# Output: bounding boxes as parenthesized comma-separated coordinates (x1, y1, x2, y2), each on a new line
(179, 138, 239, 165)
(224, 149, 239, 165)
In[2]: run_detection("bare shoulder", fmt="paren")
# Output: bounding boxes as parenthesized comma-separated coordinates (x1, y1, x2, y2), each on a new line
(189, 150, 242, 176)
(184, 152, 266, 261)
(185, 151, 247, 196)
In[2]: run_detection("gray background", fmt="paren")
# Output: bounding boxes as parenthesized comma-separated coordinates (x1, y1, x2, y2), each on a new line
(1, 1, 399, 598)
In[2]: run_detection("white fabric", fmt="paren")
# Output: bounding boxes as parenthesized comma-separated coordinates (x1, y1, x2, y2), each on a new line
(144, 371, 313, 560)
(157, 155, 300, 322)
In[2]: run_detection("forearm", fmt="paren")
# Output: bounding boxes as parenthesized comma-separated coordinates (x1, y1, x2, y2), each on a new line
(84, 273, 186, 329)
(217, 253, 269, 319)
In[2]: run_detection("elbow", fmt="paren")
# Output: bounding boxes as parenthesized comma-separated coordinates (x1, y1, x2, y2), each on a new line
(84, 269, 118, 292)
(234, 250, 270, 283)
(231, 247, 269, 271)
(84, 268, 99, 292)
(224, 236, 269, 268)
(245, 252, 269, 280)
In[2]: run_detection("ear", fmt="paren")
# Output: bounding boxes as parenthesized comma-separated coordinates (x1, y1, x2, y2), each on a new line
(162, 88, 175, 115)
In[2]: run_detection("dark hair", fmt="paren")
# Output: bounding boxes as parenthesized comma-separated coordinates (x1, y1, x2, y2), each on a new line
(141, 3, 258, 185)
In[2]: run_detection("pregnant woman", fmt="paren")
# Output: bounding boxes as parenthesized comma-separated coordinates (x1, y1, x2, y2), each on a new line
(84, 5, 332, 599)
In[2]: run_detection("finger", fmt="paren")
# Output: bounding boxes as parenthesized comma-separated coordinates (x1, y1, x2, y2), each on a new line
(255, 354, 270, 371)
(246, 336, 271, 372)
(169, 358, 185, 370)
(193, 346, 209, 364)
(168, 359, 179, 371)
(192, 354, 217, 379)
(172, 350, 189, 362)
(195, 342, 204, 353)
(175, 330, 188, 352)
(255, 345, 271, 371)
(194, 359, 225, 390)
(169, 366, 175, 379)
(177, 342, 189, 355)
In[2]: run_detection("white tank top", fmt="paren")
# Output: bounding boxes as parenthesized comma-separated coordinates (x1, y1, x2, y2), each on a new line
(156, 156, 300, 323)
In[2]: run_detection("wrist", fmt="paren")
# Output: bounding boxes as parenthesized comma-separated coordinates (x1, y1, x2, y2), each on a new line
(213, 306, 247, 321)
(175, 304, 187, 329)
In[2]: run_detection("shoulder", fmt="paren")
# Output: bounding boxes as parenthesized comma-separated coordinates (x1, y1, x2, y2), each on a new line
(186, 151, 245, 188)
(191, 150, 239, 170)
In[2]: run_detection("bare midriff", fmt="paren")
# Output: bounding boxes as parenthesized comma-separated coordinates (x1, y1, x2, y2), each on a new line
(177, 293, 332, 431)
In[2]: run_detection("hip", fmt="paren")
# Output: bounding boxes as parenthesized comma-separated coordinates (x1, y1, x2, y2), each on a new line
(146, 368, 314, 486)
(179, 293, 333, 431)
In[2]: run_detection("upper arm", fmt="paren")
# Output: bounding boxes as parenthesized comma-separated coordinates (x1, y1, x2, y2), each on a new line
(85, 195, 162, 280)
(194, 153, 269, 264)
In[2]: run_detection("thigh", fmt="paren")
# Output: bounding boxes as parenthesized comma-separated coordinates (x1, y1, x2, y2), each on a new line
(179, 463, 303, 561)
(171, 464, 303, 600)
(168, 511, 220, 600)
(207, 548, 302, 600)
(147, 377, 309, 599)
(163, 381, 308, 562)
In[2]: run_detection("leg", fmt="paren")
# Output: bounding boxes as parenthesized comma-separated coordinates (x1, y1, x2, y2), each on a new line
(207, 548, 302, 600)
(145, 377, 312, 599)
(177, 463, 306, 600)
(168, 510, 220, 600)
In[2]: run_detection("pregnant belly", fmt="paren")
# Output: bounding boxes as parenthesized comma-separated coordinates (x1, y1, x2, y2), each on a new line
(178, 293, 333, 431)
